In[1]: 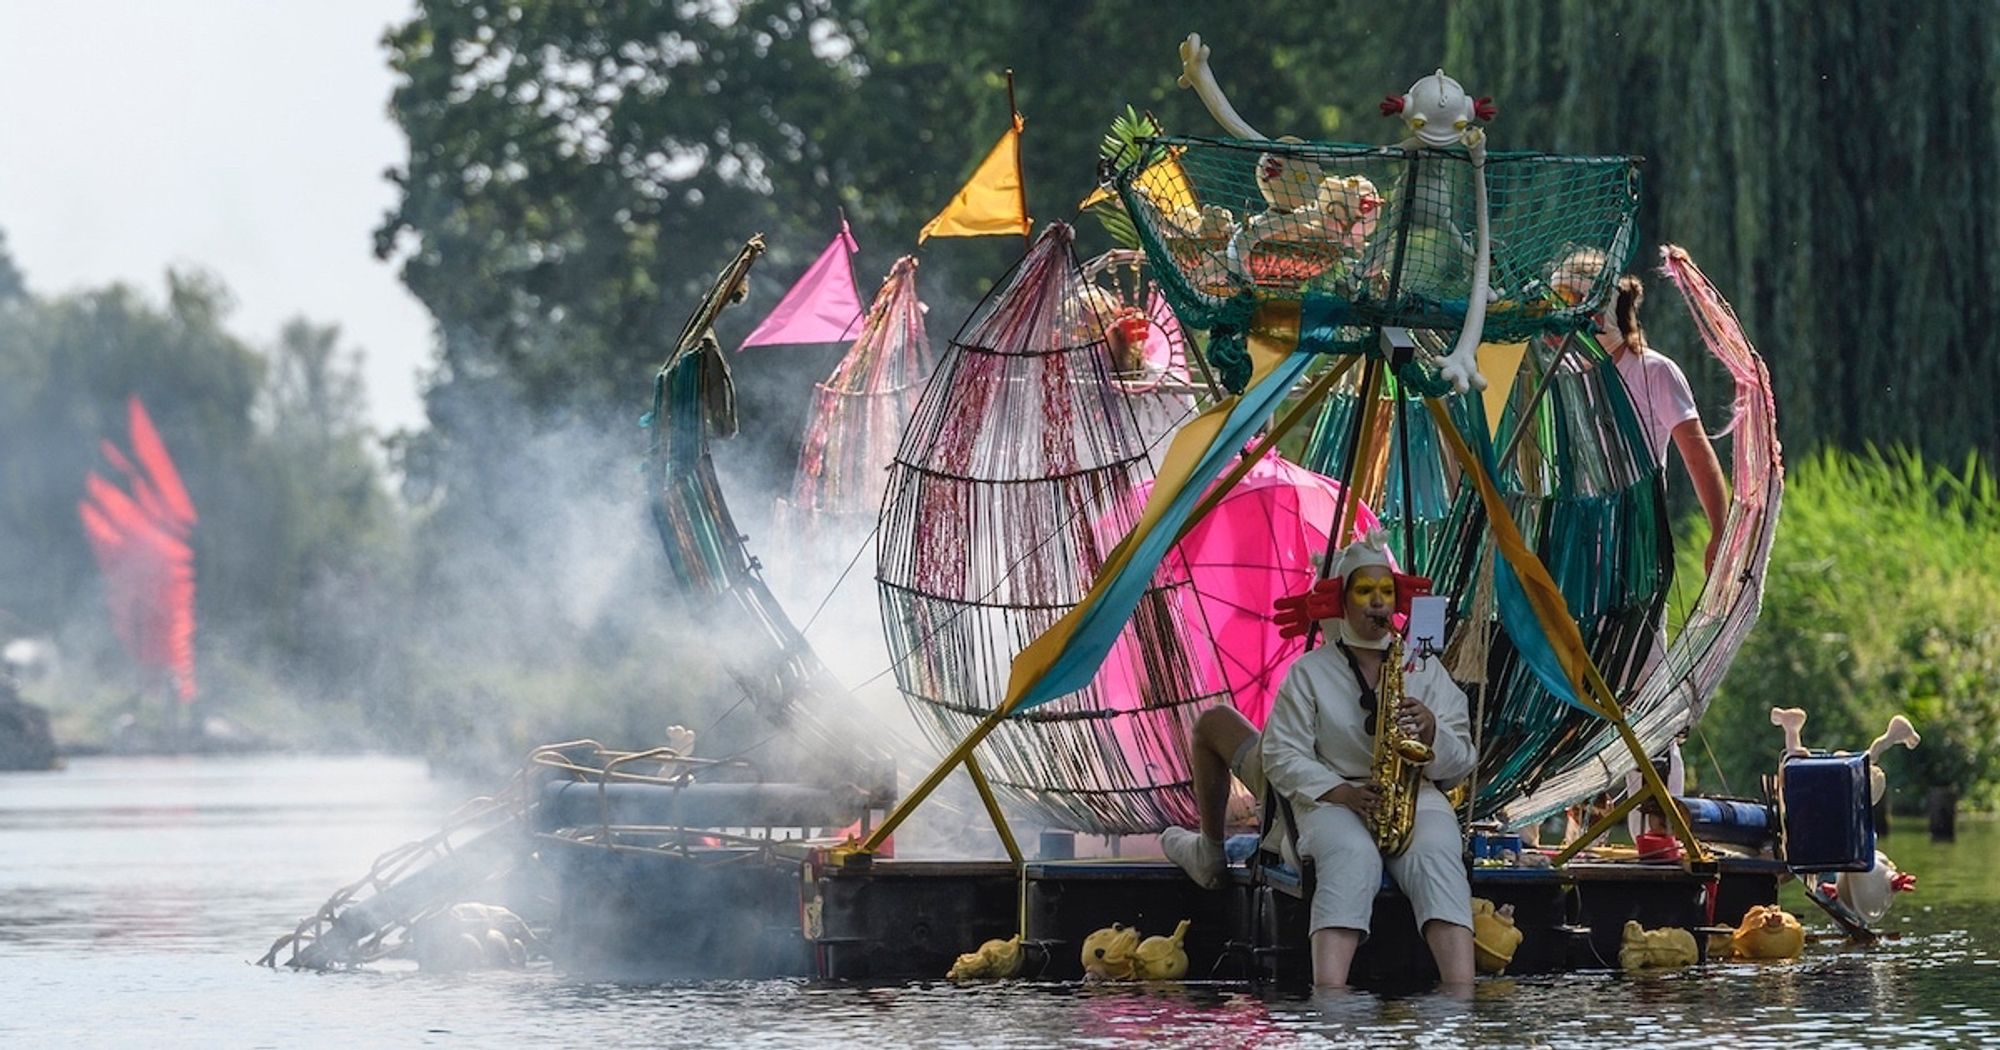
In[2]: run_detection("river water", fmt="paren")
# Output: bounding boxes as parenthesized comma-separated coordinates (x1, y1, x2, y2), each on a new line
(1, 755, 1995, 1048)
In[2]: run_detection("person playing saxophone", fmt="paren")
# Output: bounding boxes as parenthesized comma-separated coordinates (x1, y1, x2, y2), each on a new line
(1260, 531, 1478, 991)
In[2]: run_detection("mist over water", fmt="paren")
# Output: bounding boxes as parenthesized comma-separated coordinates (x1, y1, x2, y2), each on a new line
(2, 755, 1996, 1047)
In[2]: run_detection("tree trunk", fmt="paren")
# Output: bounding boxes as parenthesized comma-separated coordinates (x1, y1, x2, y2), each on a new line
(1927, 787, 1958, 841)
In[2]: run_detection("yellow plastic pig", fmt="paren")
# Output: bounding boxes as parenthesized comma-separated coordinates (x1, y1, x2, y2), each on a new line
(1618, 920, 1697, 971)
(1471, 898, 1523, 974)
(1131, 920, 1192, 980)
(946, 933, 1024, 980)
(1080, 923, 1141, 980)
(1727, 905, 1805, 961)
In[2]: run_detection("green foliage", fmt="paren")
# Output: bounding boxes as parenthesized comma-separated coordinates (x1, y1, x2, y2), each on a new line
(1099, 105, 1163, 168)
(378, 0, 2000, 479)
(1087, 107, 1163, 249)
(1448, 1, 2000, 465)
(1690, 449, 2000, 810)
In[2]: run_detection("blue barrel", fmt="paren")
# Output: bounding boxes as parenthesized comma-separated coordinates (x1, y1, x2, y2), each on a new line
(1678, 796, 1774, 848)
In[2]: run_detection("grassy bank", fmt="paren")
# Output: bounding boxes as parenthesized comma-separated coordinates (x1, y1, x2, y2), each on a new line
(1684, 448, 2000, 812)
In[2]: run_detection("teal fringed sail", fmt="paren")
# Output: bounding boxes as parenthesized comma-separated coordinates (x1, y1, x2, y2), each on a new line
(645, 237, 891, 779)
(1302, 330, 1670, 816)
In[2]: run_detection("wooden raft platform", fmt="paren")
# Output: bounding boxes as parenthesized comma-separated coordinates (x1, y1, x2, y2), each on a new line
(541, 836, 1782, 985)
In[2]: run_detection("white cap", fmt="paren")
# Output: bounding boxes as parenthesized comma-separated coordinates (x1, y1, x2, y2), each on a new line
(1331, 528, 1395, 581)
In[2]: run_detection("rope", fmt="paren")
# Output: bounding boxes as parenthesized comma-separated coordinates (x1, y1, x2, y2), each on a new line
(1695, 723, 1732, 796)
(800, 521, 882, 635)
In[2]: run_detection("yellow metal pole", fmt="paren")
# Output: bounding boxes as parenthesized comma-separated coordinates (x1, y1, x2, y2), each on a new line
(964, 753, 1023, 865)
(1550, 790, 1649, 866)
(1583, 664, 1710, 867)
(859, 707, 1011, 855)
(1182, 355, 1357, 528)
(1331, 360, 1386, 549)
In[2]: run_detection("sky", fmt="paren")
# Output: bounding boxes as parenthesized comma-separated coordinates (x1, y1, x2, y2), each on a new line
(0, 0, 433, 435)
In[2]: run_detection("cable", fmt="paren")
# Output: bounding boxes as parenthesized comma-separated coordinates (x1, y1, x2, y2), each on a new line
(799, 522, 882, 635)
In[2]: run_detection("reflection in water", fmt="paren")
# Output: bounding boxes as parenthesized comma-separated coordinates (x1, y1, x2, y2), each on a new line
(0, 756, 1996, 1048)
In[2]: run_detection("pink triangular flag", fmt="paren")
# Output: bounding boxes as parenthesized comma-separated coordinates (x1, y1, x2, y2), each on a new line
(739, 221, 864, 349)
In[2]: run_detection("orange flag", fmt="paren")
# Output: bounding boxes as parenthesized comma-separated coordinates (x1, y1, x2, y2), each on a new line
(918, 116, 1030, 242)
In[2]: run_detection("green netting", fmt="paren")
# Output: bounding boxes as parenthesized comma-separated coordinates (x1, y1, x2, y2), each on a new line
(1115, 136, 1641, 361)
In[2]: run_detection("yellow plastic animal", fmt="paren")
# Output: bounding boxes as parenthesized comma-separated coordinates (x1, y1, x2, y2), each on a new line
(1471, 898, 1523, 974)
(407, 902, 533, 972)
(1131, 920, 1193, 980)
(946, 933, 1024, 980)
(1080, 923, 1141, 980)
(1617, 920, 1698, 971)
(1727, 905, 1805, 961)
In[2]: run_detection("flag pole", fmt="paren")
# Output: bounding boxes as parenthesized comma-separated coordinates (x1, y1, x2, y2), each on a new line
(836, 205, 863, 339)
(1005, 68, 1029, 249)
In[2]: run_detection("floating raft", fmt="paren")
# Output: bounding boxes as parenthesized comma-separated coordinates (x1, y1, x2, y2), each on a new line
(541, 835, 1780, 985)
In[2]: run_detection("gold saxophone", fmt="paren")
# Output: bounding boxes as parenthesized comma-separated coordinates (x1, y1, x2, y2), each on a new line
(1367, 630, 1433, 856)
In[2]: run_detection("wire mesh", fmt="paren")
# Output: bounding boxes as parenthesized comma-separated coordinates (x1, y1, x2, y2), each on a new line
(876, 224, 1226, 834)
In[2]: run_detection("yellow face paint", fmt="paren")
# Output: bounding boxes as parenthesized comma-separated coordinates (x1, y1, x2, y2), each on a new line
(1346, 577, 1396, 605)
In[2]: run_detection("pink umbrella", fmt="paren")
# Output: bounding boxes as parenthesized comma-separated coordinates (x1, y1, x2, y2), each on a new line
(1093, 448, 1378, 731)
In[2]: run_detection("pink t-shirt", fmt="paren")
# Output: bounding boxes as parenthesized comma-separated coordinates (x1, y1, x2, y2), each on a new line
(1615, 347, 1700, 467)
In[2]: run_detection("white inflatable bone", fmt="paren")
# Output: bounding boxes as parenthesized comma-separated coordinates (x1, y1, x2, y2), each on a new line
(1864, 715, 1920, 804)
(1177, 33, 1264, 140)
(1772, 707, 1920, 803)
(1386, 70, 1491, 395)
(1770, 707, 1809, 758)
(1865, 715, 1921, 762)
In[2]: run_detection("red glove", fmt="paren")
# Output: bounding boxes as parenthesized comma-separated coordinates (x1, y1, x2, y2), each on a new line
(1890, 871, 1917, 893)
(1270, 573, 1435, 639)
(1394, 573, 1434, 614)
(1273, 578, 1344, 639)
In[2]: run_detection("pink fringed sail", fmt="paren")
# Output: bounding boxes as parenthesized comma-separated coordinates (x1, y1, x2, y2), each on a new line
(876, 223, 1223, 834)
(781, 255, 935, 537)
(77, 397, 198, 703)
(1508, 245, 1784, 821)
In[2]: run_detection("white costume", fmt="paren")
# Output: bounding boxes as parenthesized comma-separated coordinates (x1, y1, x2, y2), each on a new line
(1261, 636, 1477, 936)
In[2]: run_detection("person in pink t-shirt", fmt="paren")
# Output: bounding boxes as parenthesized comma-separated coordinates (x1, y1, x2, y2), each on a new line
(1553, 253, 1729, 572)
